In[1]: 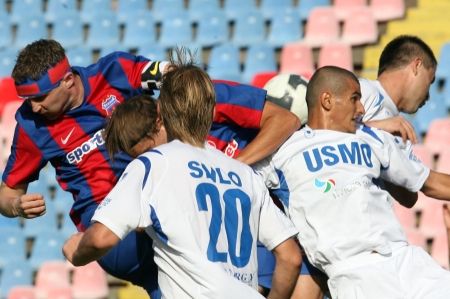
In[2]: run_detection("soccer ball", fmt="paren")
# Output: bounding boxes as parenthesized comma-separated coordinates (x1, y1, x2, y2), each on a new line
(263, 74, 308, 125)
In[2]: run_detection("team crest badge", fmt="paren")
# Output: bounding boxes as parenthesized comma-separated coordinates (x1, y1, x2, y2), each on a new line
(102, 95, 120, 116)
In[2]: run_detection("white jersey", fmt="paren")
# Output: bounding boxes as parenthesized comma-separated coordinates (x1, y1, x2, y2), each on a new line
(255, 125, 429, 273)
(93, 140, 297, 299)
(359, 78, 399, 121)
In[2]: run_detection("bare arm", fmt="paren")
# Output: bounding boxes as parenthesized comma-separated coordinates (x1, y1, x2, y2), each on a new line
(63, 222, 120, 266)
(236, 101, 301, 165)
(0, 181, 46, 218)
(366, 116, 417, 144)
(267, 238, 302, 299)
(421, 170, 450, 201)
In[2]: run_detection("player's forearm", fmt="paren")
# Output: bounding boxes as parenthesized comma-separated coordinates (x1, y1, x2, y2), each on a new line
(422, 171, 450, 201)
(0, 182, 24, 217)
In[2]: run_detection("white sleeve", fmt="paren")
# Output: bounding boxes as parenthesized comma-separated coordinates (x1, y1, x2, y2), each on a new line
(92, 159, 152, 239)
(378, 132, 430, 192)
(253, 156, 280, 189)
(256, 180, 298, 250)
(360, 78, 383, 122)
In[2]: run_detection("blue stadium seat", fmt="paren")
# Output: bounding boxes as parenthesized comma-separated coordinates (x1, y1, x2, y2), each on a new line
(0, 11, 12, 49)
(194, 9, 228, 48)
(60, 213, 77, 238)
(414, 86, 447, 135)
(188, 0, 221, 22)
(51, 11, 83, 49)
(10, 0, 43, 24)
(242, 44, 277, 84)
(22, 202, 59, 238)
(98, 46, 130, 58)
(136, 44, 167, 61)
(231, 10, 265, 48)
(0, 260, 33, 298)
(207, 43, 241, 81)
(152, 0, 185, 23)
(267, 10, 303, 48)
(121, 11, 156, 51)
(0, 48, 17, 77)
(66, 47, 93, 67)
(158, 11, 192, 49)
(298, 0, 331, 21)
(80, 0, 113, 24)
(117, 0, 149, 24)
(53, 188, 73, 215)
(14, 14, 47, 49)
(260, 0, 294, 20)
(0, 216, 21, 229)
(436, 42, 450, 83)
(27, 180, 52, 198)
(0, 227, 27, 267)
(85, 11, 120, 50)
(223, 0, 256, 21)
(28, 230, 66, 270)
(45, 0, 77, 23)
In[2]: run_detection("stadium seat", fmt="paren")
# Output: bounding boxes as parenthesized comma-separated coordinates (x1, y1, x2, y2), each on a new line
(430, 231, 449, 269)
(0, 49, 17, 78)
(80, 0, 113, 24)
(231, 10, 265, 48)
(207, 43, 241, 82)
(28, 230, 66, 270)
(151, 0, 185, 23)
(158, 11, 192, 49)
(66, 47, 93, 67)
(279, 42, 315, 79)
(260, 0, 293, 20)
(188, 0, 221, 22)
(415, 96, 448, 138)
(0, 13, 12, 50)
(117, 282, 148, 299)
(341, 6, 378, 46)
(22, 202, 59, 238)
(194, 10, 228, 48)
(45, 0, 77, 23)
(0, 100, 22, 166)
(424, 117, 450, 155)
(51, 11, 84, 49)
(297, 0, 331, 22)
(136, 44, 167, 61)
(0, 261, 33, 299)
(317, 42, 354, 71)
(72, 262, 109, 299)
(0, 216, 21, 229)
(333, 0, 367, 20)
(121, 11, 156, 51)
(85, 11, 120, 50)
(242, 44, 277, 84)
(303, 7, 340, 48)
(117, 0, 149, 24)
(435, 42, 450, 82)
(404, 227, 427, 248)
(370, 0, 405, 21)
(10, 0, 43, 24)
(60, 213, 77, 238)
(267, 10, 303, 48)
(14, 14, 47, 50)
(223, 0, 256, 21)
(419, 199, 446, 238)
(7, 286, 36, 299)
(412, 143, 434, 168)
(393, 202, 416, 230)
(0, 227, 27, 267)
(34, 261, 71, 299)
(436, 150, 450, 173)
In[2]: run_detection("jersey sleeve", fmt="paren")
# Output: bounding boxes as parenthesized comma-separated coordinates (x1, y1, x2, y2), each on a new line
(253, 155, 280, 190)
(2, 125, 46, 187)
(92, 158, 151, 239)
(360, 78, 383, 122)
(212, 80, 267, 129)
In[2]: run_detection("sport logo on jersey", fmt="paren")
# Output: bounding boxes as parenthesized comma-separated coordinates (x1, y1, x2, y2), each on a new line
(102, 95, 120, 116)
(314, 178, 335, 193)
(225, 139, 238, 157)
(66, 130, 105, 164)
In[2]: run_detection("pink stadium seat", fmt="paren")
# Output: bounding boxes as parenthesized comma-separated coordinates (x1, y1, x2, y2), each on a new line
(333, 0, 367, 20)
(317, 42, 354, 71)
(250, 71, 278, 88)
(419, 198, 446, 239)
(45, 287, 73, 299)
(0, 100, 22, 169)
(393, 202, 416, 230)
(341, 6, 378, 46)
(430, 231, 449, 269)
(7, 286, 36, 299)
(370, 0, 405, 21)
(279, 42, 315, 79)
(412, 143, 434, 169)
(436, 150, 450, 174)
(424, 118, 450, 156)
(72, 262, 108, 299)
(304, 7, 339, 48)
(34, 261, 71, 299)
(404, 227, 427, 249)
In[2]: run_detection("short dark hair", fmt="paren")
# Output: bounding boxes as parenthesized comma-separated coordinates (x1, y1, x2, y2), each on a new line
(12, 39, 67, 84)
(378, 35, 437, 76)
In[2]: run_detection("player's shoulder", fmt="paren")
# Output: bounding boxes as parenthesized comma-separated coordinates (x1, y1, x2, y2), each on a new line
(356, 124, 389, 146)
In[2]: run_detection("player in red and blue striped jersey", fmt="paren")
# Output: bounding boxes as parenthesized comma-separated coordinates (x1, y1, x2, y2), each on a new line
(0, 39, 300, 298)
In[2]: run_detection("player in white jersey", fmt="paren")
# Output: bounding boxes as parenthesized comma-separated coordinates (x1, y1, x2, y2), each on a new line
(256, 66, 450, 299)
(62, 51, 301, 299)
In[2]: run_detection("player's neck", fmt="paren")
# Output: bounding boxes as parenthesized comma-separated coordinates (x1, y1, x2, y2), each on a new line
(70, 75, 84, 110)
(378, 72, 403, 108)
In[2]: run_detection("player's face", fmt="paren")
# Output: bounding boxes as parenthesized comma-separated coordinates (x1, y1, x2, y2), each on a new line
(331, 78, 364, 133)
(404, 64, 436, 114)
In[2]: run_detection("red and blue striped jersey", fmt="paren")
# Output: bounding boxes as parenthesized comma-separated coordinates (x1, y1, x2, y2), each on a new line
(2, 54, 267, 231)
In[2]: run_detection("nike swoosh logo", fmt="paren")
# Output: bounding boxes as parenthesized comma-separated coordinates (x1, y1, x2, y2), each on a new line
(149, 61, 159, 76)
(61, 127, 75, 145)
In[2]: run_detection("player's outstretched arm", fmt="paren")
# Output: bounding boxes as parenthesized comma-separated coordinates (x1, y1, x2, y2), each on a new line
(267, 237, 302, 299)
(237, 101, 301, 165)
(0, 181, 46, 218)
(366, 115, 418, 144)
(421, 171, 450, 201)
(63, 222, 120, 266)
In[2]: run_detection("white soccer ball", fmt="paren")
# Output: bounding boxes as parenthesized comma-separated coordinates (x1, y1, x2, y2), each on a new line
(263, 74, 308, 125)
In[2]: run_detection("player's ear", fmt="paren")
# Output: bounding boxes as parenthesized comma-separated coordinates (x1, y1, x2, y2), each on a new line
(411, 57, 422, 76)
(61, 72, 75, 88)
(320, 91, 333, 111)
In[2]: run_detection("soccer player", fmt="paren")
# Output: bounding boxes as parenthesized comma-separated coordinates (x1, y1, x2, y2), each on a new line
(255, 66, 450, 299)
(0, 39, 300, 298)
(63, 53, 301, 299)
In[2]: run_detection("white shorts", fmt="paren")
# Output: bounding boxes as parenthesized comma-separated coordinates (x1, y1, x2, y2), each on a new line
(325, 245, 450, 299)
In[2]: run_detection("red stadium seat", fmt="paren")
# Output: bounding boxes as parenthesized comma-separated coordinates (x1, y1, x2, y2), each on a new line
(404, 227, 427, 249)
(412, 143, 434, 169)
(341, 6, 378, 46)
(430, 231, 449, 269)
(333, 0, 367, 20)
(304, 7, 339, 48)
(280, 42, 315, 79)
(7, 286, 36, 299)
(72, 262, 109, 299)
(393, 202, 417, 230)
(436, 150, 450, 173)
(424, 118, 450, 156)
(317, 42, 354, 71)
(419, 198, 446, 239)
(35, 261, 71, 298)
(370, 0, 405, 21)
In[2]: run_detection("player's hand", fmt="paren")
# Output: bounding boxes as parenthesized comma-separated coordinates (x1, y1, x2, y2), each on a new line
(366, 116, 418, 144)
(63, 232, 84, 264)
(13, 193, 46, 218)
(443, 204, 450, 231)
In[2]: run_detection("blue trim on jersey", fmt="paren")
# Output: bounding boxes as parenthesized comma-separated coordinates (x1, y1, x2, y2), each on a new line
(150, 205, 168, 244)
(361, 125, 383, 145)
(149, 149, 162, 155)
(374, 92, 384, 107)
(271, 169, 290, 208)
(137, 156, 152, 190)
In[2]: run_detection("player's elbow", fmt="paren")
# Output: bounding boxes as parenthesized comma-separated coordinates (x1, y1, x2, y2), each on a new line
(273, 238, 302, 270)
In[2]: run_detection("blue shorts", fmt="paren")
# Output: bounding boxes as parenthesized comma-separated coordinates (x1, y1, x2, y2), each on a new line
(84, 209, 161, 299)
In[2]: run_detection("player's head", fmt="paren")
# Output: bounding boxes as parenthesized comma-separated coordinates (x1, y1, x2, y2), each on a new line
(306, 66, 363, 133)
(378, 35, 437, 113)
(158, 47, 215, 147)
(104, 94, 166, 158)
(12, 39, 77, 120)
